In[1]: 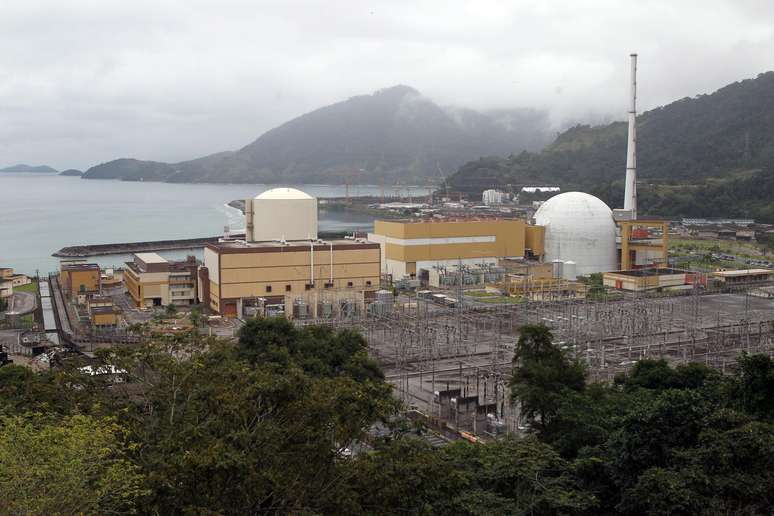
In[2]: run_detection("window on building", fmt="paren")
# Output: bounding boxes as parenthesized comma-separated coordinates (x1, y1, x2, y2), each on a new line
(366, 281, 372, 286)
(266, 285, 272, 293)
(305, 284, 312, 291)
(285, 284, 291, 292)
(347, 281, 353, 288)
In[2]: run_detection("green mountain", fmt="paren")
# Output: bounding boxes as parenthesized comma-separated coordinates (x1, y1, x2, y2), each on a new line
(0, 164, 58, 173)
(82, 86, 551, 185)
(447, 71, 774, 222)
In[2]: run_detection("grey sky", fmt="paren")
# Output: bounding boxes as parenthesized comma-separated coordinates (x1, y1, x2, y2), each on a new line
(2, 0, 773, 171)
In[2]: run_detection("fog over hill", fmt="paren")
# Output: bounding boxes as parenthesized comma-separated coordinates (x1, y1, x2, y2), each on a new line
(447, 71, 774, 222)
(82, 86, 551, 185)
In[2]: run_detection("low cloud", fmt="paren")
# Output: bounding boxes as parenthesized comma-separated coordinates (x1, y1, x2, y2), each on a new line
(2, 0, 773, 169)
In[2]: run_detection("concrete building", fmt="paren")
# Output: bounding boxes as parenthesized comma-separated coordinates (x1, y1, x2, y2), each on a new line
(245, 188, 318, 242)
(711, 269, 774, 285)
(87, 295, 118, 327)
(617, 219, 670, 270)
(0, 268, 31, 288)
(123, 253, 198, 307)
(0, 268, 13, 300)
(201, 238, 380, 318)
(59, 263, 101, 298)
(603, 268, 693, 292)
(368, 218, 545, 280)
(482, 189, 507, 205)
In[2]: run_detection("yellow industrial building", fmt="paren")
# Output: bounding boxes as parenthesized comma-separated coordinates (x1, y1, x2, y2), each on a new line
(367, 218, 545, 280)
(201, 238, 380, 318)
(199, 187, 383, 319)
(87, 295, 118, 327)
(59, 263, 101, 298)
(123, 253, 198, 308)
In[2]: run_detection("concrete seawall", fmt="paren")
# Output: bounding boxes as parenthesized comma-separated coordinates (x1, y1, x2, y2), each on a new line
(52, 236, 224, 258)
(52, 231, 354, 258)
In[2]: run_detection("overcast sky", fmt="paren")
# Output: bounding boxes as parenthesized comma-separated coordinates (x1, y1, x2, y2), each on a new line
(2, 0, 773, 171)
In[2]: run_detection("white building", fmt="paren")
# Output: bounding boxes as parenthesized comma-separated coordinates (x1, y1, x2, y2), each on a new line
(482, 189, 507, 205)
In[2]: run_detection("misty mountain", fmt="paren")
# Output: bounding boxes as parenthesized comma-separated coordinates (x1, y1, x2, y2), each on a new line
(0, 164, 58, 173)
(82, 85, 551, 184)
(446, 71, 774, 222)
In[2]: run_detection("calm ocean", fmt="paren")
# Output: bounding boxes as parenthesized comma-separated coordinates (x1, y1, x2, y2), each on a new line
(0, 173, 421, 274)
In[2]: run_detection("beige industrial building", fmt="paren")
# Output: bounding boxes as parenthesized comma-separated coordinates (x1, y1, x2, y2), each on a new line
(711, 269, 774, 285)
(0, 268, 13, 300)
(603, 268, 693, 292)
(201, 238, 380, 318)
(201, 187, 380, 318)
(123, 253, 198, 307)
(368, 218, 545, 280)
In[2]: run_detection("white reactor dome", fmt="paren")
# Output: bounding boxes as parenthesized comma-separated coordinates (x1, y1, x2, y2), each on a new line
(247, 187, 318, 242)
(534, 192, 617, 276)
(255, 187, 314, 200)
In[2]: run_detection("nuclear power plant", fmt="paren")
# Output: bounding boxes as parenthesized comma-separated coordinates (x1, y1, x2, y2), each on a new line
(199, 56, 669, 322)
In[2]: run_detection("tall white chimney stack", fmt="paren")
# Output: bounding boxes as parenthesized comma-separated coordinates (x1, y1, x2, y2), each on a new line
(623, 53, 638, 219)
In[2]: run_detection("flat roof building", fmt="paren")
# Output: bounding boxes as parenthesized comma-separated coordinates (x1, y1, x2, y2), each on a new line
(201, 238, 380, 318)
(368, 218, 544, 280)
(59, 263, 101, 298)
(712, 269, 774, 284)
(123, 254, 198, 308)
(0, 269, 12, 300)
(603, 268, 694, 292)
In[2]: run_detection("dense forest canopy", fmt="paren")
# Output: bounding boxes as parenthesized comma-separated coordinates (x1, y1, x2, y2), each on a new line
(0, 320, 772, 514)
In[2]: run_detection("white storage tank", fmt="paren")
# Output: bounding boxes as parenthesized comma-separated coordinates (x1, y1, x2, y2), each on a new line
(551, 259, 564, 279)
(535, 192, 617, 276)
(563, 261, 577, 281)
(245, 187, 317, 242)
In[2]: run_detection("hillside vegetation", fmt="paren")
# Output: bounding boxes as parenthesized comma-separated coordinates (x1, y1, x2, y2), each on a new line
(83, 86, 551, 185)
(448, 71, 774, 222)
(0, 321, 772, 514)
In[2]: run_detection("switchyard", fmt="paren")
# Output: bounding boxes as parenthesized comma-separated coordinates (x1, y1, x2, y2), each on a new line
(297, 285, 774, 438)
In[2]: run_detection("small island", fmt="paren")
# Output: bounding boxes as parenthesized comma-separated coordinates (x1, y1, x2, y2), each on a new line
(59, 169, 83, 177)
(0, 164, 58, 173)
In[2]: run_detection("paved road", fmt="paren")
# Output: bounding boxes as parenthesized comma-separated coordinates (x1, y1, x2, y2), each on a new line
(6, 292, 36, 315)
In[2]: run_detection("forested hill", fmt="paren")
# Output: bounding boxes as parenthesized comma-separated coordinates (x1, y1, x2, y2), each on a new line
(82, 85, 551, 185)
(447, 71, 774, 222)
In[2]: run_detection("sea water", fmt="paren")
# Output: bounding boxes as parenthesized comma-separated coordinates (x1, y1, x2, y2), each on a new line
(0, 173, 424, 274)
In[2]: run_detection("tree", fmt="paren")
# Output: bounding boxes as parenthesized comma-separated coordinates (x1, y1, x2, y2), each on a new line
(0, 414, 147, 515)
(349, 436, 594, 515)
(510, 325, 586, 432)
(164, 303, 177, 318)
(101, 325, 395, 514)
(733, 352, 774, 419)
(188, 306, 203, 328)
